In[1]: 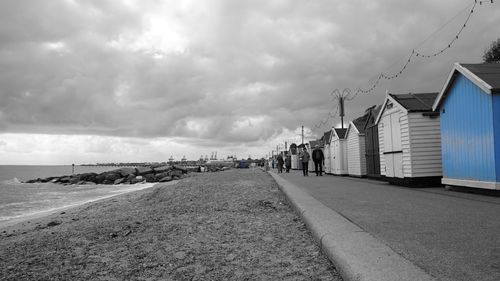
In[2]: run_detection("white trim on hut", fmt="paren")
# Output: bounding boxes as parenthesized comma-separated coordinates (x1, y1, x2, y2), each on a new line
(375, 92, 442, 186)
(323, 129, 333, 174)
(346, 120, 367, 177)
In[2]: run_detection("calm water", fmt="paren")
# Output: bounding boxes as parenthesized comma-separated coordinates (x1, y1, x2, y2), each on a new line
(0, 165, 156, 227)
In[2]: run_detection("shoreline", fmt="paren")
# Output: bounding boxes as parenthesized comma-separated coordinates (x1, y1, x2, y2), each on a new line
(0, 182, 172, 231)
(0, 169, 341, 280)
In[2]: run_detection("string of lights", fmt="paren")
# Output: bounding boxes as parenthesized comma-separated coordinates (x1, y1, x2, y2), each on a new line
(309, 0, 494, 132)
(312, 101, 339, 129)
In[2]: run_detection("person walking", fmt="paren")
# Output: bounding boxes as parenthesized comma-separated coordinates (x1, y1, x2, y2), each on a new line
(300, 147, 310, 176)
(312, 144, 325, 176)
(285, 153, 291, 173)
(277, 153, 284, 173)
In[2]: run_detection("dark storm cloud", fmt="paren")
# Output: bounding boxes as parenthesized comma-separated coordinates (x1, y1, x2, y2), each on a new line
(0, 0, 499, 144)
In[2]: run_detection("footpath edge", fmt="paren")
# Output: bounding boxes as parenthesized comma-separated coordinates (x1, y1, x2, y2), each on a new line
(268, 171, 436, 281)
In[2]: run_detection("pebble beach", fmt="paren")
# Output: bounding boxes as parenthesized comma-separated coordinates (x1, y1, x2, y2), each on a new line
(0, 168, 342, 280)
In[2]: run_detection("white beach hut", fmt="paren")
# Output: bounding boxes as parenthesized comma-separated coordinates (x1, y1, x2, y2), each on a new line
(375, 92, 442, 186)
(329, 128, 348, 176)
(346, 115, 369, 177)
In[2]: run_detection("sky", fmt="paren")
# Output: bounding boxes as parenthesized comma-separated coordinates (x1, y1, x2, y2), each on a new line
(0, 0, 499, 165)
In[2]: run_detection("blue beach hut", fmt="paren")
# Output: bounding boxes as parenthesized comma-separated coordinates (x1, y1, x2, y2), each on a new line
(433, 63, 500, 190)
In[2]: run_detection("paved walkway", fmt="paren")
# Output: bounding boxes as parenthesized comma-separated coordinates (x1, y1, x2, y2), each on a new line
(270, 170, 500, 281)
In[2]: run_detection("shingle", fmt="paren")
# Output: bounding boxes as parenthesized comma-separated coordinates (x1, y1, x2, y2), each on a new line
(390, 92, 438, 112)
(334, 128, 347, 139)
(461, 63, 500, 91)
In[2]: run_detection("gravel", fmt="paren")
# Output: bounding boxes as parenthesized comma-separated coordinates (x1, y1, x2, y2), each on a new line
(0, 168, 342, 280)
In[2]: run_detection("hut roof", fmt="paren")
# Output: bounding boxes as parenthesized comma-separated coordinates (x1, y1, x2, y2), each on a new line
(333, 128, 347, 139)
(389, 92, 438, 112)
(461, 63, 500, 90)
(323, 130, 333, 144)
(434, 63, 500, 110)
(352, 115, 368, 133)
(363, 105, 382, 130)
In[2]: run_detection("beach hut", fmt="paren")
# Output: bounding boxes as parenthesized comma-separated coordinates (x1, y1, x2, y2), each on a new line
(345, 114, 369, 177)
(375, 92, 442, 186)
(433, 63, 500, 190)
(363, 105, 382, 179)
(323, 129, 333, 174)
(329, 128, 348, 175)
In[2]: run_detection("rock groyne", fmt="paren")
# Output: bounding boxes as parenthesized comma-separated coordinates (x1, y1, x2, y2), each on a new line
(25, 164, 232, 185)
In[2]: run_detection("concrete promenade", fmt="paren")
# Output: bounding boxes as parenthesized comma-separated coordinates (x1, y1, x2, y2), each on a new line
(269, 170, 500, 281)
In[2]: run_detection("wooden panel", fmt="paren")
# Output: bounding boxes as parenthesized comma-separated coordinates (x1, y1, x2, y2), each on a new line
(407, 112, 443, 178)
(383, 114, 393, 152)
(378, 122, 386, 176)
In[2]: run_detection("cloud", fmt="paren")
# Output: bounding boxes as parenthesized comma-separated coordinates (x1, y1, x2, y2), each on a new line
(0, 0, 499, 163)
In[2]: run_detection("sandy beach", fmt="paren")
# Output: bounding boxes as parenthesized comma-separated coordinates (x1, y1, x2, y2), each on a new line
(0, 169, 341, 280)
(0, 182, 163, 230)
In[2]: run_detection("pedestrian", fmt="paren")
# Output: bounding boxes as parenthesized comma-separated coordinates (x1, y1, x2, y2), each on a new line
(277, 153, 284, 173)
(272, 158, 275, 169)
(312, 144, 325, 176)
(285, 153, 291, 173)
(300, 147, 310, 176)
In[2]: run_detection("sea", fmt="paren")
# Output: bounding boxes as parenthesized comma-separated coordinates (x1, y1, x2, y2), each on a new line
(0, 165, 156, 228)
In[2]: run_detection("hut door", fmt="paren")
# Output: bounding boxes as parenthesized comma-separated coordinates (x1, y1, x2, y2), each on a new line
(365, 125, 380, 177)
(383, 112, 403, 178)
(331, 141, 338, 174)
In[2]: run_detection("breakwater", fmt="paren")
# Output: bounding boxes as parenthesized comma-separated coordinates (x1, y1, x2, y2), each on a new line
(25, 163, 233, 185)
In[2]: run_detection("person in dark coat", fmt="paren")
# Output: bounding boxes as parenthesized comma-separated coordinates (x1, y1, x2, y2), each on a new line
(277, 153, 284, 173)
(300, 147, 310, 176)
(285, 153, 291, 173)
(312, 144, 325, 176)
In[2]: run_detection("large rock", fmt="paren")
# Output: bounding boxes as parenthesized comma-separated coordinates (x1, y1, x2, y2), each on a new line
(143, 173, 156, 183)
(59, 176, 72, 183)
(104, 172, 121, 182)
(115, 168, 136, 177)
(159, 176, 172, 182)
(170, 169, 183, 177)
(153, 165, 171, 173)
(130, 177, 144, 184)
(154, 172, 170, 181)
(95, 174, 106, 184)
(125, 174, 136, 182)
(135, 166, 153, 176)
(172, 165, 188, 174)
(69, 177, 81, 184)
(114, 178, 126, 185)
(79, 173, 97, 182)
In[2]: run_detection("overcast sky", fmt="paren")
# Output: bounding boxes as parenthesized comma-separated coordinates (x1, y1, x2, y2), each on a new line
(0, 0, 499, 164)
